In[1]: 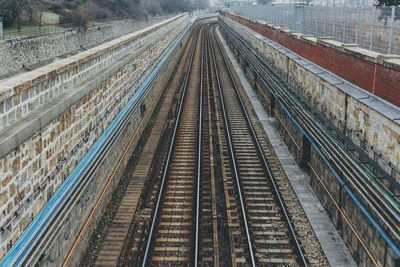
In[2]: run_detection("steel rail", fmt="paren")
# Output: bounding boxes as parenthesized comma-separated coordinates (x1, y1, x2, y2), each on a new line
(207, 26, 257, 267)
(221, 20, 400, 236)
(141, 27, 200, 267)
(211, 26, 308, 266)
(219, 20, 400, 256)
(194, 25, 205, 267)
(0, 20, 193, 267)
(24, 41, 175, 266)
(220, 19, 400, 220)
(220, 22, 400, 239)
(219, 20, 400, 224)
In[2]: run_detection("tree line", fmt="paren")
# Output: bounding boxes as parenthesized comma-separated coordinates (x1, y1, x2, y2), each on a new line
(0, 0, 209, 30)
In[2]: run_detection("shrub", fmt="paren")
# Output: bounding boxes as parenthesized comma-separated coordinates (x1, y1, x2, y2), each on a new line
(59, 8, 90, 27)
(84, 1, 113, 20)
(48, 3, 63, 12)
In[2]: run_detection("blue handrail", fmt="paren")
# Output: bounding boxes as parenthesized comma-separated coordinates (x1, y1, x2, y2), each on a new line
(0, 19, 191, 267)
(220, 19, 400, 258)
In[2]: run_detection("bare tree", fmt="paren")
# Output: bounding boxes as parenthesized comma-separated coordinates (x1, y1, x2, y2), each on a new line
(257, 0, 273, 5)
(377, 0, 400, 24)
(0, 0, 44, 30)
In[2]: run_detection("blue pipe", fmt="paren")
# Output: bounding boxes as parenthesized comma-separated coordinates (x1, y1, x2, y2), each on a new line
(221, 21, 400, 258)
(277, 99, 400, 257)
(0, 20, 192, 267)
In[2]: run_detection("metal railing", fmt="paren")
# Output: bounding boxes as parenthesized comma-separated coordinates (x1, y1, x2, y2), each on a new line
(231, 4, 400, 55)
(0, 15, 172, 41)
(0, 22, 81, 39)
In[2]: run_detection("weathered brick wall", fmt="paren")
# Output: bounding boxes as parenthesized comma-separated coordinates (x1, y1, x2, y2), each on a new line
(0, 14, 189, 261)
(0, 16, 172, 77)
(221, 15, 400, 184)
(221, 11, 400, 107)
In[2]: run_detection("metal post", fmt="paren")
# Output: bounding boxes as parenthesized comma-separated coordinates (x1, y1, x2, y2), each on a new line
(264, 5, 267, 21)
(283, 6, 285, 27)
(388, 6, 396, 54)
(292, 5, 295, 30)
(276, 6, 279, 25)
(271, 7, 273, 25)
(333, 6, 337, 39)
(271, 6, 274, 24)
(323, 7, 327, 36)
(272, 7, 275, 25)
(303, 6, 307, 33)
(278, 6, 282, 26)
(315, 7, 319, 36)
(301, 5, 305, 33)
(369, 6, 377, 51)
(294, 3, 305, 33)
(343, 7, 347, 42)
(355, 6, 360, 44)
(284, 6, 288, 28)
(282, 6, 289, 28)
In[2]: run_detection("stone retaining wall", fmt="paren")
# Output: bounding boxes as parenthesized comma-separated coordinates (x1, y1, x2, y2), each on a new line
(0, 16, 173, 77)
(47, 28, 190, 266)
(0, 14, 189, 261)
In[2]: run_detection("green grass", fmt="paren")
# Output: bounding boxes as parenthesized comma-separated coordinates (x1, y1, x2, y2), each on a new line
(0, 11, 63, 39)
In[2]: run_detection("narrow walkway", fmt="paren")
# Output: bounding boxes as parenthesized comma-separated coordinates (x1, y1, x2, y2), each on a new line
(217, 28, 357, 267)
(93, 65, 183, 267)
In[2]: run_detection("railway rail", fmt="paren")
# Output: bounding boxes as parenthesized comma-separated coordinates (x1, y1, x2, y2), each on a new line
(218, 17, 400, 264)
(96, 22, 325, 266)
(5, 14, 399, 267)
(207, 25, 307, 266)
(140, 25, 204, 266)
(0, 17, 193, 267)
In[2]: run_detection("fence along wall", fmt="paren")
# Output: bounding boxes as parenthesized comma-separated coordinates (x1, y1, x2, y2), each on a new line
(0, 16, 171, 77)
(220, 11, 400, 183)
(231, 4, 400, 55)
(219, 15, 400, 266)
(223, 11, 400, 108)
(0, 14, 189, 262)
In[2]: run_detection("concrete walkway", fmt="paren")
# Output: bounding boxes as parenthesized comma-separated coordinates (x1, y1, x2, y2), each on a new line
(217, 28, 357, 267)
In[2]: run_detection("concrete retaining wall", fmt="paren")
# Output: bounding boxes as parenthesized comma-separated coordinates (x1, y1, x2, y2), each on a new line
(220, 15, 400, 267)
(0, 14, 189, 261)
(0, 16, 172, 77)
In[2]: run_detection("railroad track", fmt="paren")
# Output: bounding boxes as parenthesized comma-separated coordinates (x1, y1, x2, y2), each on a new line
(218, 17, 400, 264)
(93, 22, 326, 266)
(206, 26, 307, 266)
(133, 22, 312, 266)
(139, 25, 204, 266)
